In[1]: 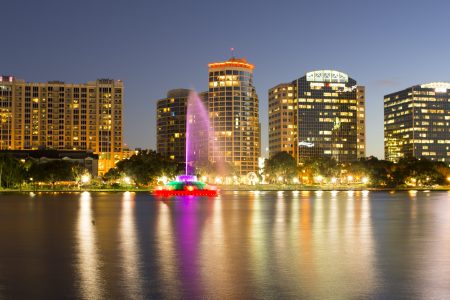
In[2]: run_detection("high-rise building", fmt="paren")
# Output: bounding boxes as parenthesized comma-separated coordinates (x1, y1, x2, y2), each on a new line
(157, 89, 190, 162)
(268, 83, 297, 158)
(269, 70, 366, 163)
(156, 89, 208, 164)
(384, 82, 450, 163)
(0, 76, 123, 174)
(208, 57, 260, 175)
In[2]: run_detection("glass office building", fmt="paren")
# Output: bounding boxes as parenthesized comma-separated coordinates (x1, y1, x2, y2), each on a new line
(269, 70, 365, 163)
(384, 82, 450, 163)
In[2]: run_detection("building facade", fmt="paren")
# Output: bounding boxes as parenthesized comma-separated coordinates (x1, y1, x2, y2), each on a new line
(269, 70, 366, 163)
(156, 89, 208, 165)
(384, 82, 450, 163)
(0, 76, 123, 174)
(295, 70, 365, 162)
(157, 89, 190, 162)
(268, 83, 297, 158)
(208, 57, 260, 175)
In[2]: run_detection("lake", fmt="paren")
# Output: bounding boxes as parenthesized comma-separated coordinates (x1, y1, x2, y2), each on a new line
(0, 190, 449, 299)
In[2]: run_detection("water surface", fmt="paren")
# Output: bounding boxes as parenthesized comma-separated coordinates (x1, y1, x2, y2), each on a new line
(0, 190, 449, 299)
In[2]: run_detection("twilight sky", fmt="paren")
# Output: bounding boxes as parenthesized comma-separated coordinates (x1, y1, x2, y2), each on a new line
(2, 0, 450, 158)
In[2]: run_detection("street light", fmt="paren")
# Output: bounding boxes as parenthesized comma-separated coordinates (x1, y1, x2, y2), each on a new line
(123, 176, 131, 185)
(315, 175, 323, 183)
(81, 174, 91, 184)
(331, 177, 337, 184)
(362, 177, 369, 184)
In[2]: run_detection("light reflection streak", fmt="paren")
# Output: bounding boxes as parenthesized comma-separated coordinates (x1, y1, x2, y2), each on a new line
(77, 192, 103, 299)
(200, 198, 235, 297)
(155, 200, 180, 299)
(119, 192, 143, 298)
(305, 191, 378, 298)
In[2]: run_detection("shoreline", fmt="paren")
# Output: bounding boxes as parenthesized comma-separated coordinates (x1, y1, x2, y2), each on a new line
(1, 185, 449, 193)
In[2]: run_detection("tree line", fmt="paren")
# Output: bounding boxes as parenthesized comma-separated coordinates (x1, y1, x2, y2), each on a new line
(264, 152, 450, 187)
(0, 156, 89, 189)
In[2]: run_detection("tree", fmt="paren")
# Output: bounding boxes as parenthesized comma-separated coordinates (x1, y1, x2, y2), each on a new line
(0, 156, 26, 188)
(264, 152, 298, 183)
(106, 150, 178, 186)
(300, 156, 340, 182)
(28, 160, 75, 187)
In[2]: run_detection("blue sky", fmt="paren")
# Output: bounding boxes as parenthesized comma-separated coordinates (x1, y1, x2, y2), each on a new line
(2, 0, 450, 158)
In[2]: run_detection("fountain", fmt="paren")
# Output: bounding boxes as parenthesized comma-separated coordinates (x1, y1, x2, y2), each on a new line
(154, 91, 219, 197)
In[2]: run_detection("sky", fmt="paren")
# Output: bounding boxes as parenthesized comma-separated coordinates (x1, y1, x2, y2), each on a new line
(2, 0, 450, 159)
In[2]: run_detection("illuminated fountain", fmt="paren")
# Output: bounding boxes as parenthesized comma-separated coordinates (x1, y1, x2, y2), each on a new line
(154, 91, 218, 197)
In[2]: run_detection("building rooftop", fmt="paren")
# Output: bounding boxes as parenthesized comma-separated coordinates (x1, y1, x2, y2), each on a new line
(208, 57, 255, 70)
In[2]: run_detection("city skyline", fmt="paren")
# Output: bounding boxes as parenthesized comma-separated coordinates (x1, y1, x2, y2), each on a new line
(2, 0, 450, 159)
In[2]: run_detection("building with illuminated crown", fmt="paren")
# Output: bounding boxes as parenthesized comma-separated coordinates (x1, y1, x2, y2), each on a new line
(384, 82, 450, 163)
(0, 75, 123, 174)
(269, 70, 366, 163)
(208, 57, 260, 175)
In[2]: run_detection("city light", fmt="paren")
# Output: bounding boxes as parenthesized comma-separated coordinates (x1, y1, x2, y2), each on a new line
(81, 174, 91, 184)
(277, 176, 283, 182)
(158, 176, 168, 185)
(362, 177, 369, 184)
(123, 176, 132, 185)
(331, 177, 337, 184)
(347, 175, 353, 182)
(315, 175, 323, 183)
(292, 177, 299, 184)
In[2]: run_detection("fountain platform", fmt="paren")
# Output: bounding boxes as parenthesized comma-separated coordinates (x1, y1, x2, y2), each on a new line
(153, 175, 219, 197)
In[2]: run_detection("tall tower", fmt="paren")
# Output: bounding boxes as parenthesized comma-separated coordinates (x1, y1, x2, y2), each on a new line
(207, 57, 260, 175)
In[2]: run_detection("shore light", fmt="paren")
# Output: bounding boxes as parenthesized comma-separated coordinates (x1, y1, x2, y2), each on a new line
(331, 177, 337, 184)
(277, 176, 283, 182)
(81, 174, 91, 184)
(292, 177, 299, 184)
(123, 176, 131, 185)
(347, 175, 354, 182)
(362, 177, 369, 184)
(315, 175, 323, 183)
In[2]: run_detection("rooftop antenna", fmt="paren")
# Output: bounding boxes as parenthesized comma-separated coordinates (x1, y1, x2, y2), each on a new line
(230, 47, 235, 58)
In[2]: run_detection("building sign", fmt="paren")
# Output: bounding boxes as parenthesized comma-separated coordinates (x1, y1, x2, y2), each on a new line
(306, 70, 348, 83)
(298, 141, 315, 148)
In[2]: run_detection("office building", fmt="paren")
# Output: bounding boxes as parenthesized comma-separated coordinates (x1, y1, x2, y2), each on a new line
(384, 82, 450, 163)
(0, 76, 123, 174)
(268, 83, 297, 158)
(208, 57, 260, 175)
(269, 70, 366, 163)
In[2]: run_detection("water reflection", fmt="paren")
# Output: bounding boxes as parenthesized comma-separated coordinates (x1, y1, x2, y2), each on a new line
(119, 192, 144, 298)
(77, 192, 103, 299)
(155, 199, 180, 299)
(1, 191, 450, 298)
